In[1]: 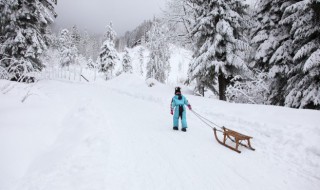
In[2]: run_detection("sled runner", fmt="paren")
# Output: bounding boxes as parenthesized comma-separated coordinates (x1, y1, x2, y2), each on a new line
(213, 127, 255, 153)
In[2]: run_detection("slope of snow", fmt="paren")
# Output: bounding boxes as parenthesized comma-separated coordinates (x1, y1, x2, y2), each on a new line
(0, 75, 319, 190)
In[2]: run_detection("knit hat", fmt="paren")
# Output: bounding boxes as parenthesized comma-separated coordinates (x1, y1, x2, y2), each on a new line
(175, 87, 181, 95)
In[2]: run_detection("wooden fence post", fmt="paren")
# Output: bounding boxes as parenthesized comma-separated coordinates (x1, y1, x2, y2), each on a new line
(79, 68, 82, 81)
(73, 67, 76, 81)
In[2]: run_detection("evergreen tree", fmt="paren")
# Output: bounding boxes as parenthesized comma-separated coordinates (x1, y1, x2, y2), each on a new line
(250, 0, 294, 105)
(250, 0, 288, 70)
(71, 25, 81, 49)
(104, 22, 116, 42)
(146, 22, 170, 83)
(122, 48, 132, 73)
(0, 0, 57, 81)
(58, 29, 78, 67)
(281, 0, 320, 109)
(99, 22, 119, 79)
(187, 0, 250, 100)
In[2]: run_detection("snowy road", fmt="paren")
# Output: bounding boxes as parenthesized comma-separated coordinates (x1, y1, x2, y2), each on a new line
(0, 75, 319, 190)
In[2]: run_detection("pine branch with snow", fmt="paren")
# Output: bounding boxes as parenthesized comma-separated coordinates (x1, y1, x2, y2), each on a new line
(250, 0, 295, 106)
(0, 0, 57, 81)
(282, 0, 320, 109)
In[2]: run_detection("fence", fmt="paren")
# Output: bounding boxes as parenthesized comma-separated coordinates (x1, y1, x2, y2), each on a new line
(35, 67, 99, 82)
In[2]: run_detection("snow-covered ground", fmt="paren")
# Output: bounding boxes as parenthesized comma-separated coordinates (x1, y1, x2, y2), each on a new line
(0, 74, 319, 190)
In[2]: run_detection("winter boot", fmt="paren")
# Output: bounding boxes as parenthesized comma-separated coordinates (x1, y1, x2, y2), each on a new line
(181, 128, 187, 132)
(173, 126, 178, 130)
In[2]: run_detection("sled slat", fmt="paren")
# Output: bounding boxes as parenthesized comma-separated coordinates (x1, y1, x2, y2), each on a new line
(213, 127, 255, 153)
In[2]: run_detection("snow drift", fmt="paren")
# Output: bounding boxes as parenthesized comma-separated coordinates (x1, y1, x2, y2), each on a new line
(0, 74, 319, 190)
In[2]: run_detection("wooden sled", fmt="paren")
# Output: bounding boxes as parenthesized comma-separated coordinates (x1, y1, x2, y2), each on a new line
(213, 127, 255, 153)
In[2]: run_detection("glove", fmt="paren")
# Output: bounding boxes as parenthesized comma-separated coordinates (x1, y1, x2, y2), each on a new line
(170, 109, 173, 115)
(188, 104, 192, 110)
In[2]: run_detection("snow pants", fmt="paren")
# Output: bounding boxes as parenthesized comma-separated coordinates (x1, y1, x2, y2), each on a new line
(173, 105, 187, 128)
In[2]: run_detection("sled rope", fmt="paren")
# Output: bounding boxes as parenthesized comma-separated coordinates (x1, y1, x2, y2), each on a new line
(191, 110, 223, 133)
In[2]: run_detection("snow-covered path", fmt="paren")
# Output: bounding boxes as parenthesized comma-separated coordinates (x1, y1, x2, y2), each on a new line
(0, 75, 319, 190)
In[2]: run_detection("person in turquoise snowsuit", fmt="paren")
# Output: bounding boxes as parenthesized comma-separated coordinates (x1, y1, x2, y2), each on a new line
(170, 87, 192, 132)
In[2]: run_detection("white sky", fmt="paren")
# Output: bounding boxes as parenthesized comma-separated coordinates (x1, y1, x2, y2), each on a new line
(54, 0, 257, 36)
(54, 0, 166, 36)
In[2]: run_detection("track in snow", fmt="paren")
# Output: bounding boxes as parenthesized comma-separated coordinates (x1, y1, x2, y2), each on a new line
(0, 76, 319, 190)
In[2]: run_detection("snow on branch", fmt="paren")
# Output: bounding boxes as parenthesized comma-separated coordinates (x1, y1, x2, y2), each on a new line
(293, 39, 318, 62)
(304, 49, 320, 72)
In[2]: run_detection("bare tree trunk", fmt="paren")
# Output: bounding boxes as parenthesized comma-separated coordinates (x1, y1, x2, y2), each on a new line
(218, 71, 227, 101)
(201, 86, 205, 97)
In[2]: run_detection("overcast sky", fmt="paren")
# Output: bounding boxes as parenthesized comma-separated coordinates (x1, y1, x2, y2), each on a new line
(54, 0, 166, 36)
(54, 0, 256, 36)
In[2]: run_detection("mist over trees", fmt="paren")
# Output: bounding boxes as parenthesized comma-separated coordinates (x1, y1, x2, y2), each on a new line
(117, 20, 153, 50)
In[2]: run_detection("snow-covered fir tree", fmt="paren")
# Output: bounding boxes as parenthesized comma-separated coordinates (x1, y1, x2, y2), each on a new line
(39, 31, 60, 67)
(250, 0, 286, 70)
(122, 48, 132, 73)
(99, 22, 119, 79)
(146, 22, 171, 83)
(103, 22, 116, 42)
(187, 0, 250, 100)
(250, 0, 293, 105)
(0, 0, 57, 81)
(71, 25, 81, 49)
(58, 29, 78, 67)
(281, 0, 320, 109)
